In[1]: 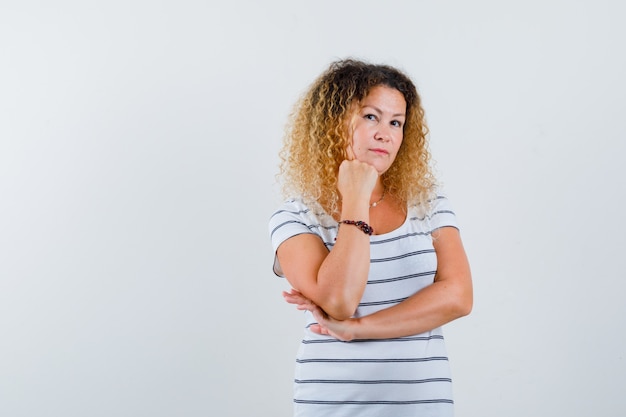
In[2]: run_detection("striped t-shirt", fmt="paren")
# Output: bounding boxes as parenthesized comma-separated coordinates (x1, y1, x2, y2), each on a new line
(269, 195, 459, 417)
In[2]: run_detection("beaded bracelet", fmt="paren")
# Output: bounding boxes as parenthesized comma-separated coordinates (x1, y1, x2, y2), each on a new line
(338, 220, 374, 236)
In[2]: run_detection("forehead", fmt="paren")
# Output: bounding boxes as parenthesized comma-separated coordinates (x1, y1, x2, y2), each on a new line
(361, 85, 407, 112)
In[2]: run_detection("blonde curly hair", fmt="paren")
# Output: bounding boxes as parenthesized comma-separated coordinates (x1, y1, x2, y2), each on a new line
(278, 58, 436, 215)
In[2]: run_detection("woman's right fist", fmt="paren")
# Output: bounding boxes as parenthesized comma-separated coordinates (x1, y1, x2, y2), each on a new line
(337, 159, 379, 202)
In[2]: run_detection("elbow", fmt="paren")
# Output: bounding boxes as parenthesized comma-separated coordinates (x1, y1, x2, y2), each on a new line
(326, 311, 354, 321)
(449, 272, 473, 319)
(455, 298, 473, 318)
(321, 295, 359, 321)
(452, 289, 473, 318)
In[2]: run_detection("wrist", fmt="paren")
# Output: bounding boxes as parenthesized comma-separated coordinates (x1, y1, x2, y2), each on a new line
(345, 317, 363, 341)
(340, 196, 371, 217)
(338, 220, 373, 235)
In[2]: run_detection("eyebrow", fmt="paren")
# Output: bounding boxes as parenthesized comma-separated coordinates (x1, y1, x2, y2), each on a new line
(362, 105, 405, 118)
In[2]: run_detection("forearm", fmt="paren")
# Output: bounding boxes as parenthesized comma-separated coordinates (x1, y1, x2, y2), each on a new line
(314, 198, 371, 320)
(351, 279, 473, 339)
(277, 211, 372, 320)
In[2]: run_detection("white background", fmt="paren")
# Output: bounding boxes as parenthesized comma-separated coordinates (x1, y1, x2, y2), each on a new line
(1, 1, 625, 416)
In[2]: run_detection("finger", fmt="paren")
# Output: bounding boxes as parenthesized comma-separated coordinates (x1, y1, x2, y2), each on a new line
(283, 290, 305, 300)
(310, 308, 327, 325)
(285, 296, 306, 306)
(283, 294, 304, 305)
(309, 324, 324, 335)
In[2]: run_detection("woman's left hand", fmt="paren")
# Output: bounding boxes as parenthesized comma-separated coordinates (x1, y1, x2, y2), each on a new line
(282, 289, 358, 342)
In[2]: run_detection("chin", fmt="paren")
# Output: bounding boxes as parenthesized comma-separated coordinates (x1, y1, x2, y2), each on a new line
(375, 166, 389, 176)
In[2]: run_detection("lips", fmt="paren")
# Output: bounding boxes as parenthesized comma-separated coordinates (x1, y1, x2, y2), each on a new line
(370, 148, 389, 155)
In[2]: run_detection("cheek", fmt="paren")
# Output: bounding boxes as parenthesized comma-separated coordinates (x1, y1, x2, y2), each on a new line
(396, 134, 404, 148)
(351, 128, 366, 148)
(390, 138, 403, 157)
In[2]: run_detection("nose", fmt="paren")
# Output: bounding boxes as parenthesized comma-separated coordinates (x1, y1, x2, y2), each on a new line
(374, 126, 391, 141)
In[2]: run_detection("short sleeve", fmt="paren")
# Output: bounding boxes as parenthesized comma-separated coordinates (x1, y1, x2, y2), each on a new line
(268, 200, 318, 277)
(428, 194, 459, 231)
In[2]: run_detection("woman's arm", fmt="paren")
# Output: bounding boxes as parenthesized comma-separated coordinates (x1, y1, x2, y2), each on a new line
(276, 159, 379, 321)
(284, 226, 473, 340)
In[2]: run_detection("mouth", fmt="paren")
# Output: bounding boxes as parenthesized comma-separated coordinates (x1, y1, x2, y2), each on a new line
(370, 148, 389, 155)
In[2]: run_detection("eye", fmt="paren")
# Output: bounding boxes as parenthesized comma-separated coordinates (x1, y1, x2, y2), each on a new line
(364, 114, 377, 121)
(391, 120, 403, 128)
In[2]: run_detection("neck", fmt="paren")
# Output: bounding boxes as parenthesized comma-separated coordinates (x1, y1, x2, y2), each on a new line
(371, 182, 385, 199)
(369, 186, 386, 208)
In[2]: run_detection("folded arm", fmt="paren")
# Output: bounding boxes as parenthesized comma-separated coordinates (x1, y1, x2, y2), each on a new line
(276, 218, 370, 321)
(284, 226, 473, 340)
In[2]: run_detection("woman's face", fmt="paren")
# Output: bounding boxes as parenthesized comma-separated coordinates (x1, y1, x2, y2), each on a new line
(349, 85, 406, 175)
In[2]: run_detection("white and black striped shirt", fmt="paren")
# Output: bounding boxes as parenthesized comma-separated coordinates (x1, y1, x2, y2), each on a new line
(269, 195, 459, 417)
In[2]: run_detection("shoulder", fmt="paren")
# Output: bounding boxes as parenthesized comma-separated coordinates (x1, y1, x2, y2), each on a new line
(269, 198, 311, 221)
(268, 199, 319, 232)
(268, 198, 332, 251)
(408, 191, 459, 231)
(429, 194, 457, 220)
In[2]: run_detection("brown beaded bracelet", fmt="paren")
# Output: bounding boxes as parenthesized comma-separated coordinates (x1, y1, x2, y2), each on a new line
(338, 220, 374, 235)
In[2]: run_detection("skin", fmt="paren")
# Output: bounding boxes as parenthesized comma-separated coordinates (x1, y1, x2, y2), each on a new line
(276, 85, 473, 335)
(348, 85, 406, 177)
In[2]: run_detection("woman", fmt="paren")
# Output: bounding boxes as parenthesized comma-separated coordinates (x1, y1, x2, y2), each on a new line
(268, 58, 473, 417)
